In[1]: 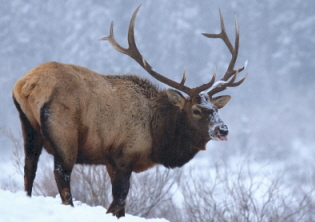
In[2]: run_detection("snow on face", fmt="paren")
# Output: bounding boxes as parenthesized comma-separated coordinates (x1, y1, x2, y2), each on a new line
(199, 92, 227, 141)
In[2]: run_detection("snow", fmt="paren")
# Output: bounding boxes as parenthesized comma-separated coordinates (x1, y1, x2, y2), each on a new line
(206, 80, 228, 93)
(0, 189, 169, 222)
(244, 60, 248, 69)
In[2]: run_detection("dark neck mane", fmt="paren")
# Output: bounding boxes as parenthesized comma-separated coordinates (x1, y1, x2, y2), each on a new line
(149, 92, 203, 168)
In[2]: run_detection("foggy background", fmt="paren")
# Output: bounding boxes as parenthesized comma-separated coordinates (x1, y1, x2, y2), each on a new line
(1, 0, 314, 190)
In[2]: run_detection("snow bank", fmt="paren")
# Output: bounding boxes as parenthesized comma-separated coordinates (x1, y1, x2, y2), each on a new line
(0, 189, 169, 222)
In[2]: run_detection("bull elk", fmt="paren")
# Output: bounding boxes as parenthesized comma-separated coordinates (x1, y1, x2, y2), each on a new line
(12, 5, 247, 218)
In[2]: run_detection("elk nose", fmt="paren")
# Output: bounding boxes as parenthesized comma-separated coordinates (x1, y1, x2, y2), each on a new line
(219, 125, 228, 136)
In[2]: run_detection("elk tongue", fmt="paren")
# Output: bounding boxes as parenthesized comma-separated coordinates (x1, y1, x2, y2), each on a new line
(219, 135, 228, 141)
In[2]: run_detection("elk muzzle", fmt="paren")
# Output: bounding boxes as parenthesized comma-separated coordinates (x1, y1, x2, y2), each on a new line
(209, 123, 228, 141)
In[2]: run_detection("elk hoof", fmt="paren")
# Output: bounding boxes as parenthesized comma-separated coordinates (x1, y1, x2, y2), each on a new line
(61, 188, 74, 206)
(106, 202, 125, 218)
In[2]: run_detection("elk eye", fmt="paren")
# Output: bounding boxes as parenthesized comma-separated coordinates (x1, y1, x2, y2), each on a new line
(192, 109, 201, 116)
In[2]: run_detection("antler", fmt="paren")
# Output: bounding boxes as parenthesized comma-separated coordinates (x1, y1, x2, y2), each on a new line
(202, 9, 247, 97)
(99, 5, 216, 97)
(100, 6, 246, 98)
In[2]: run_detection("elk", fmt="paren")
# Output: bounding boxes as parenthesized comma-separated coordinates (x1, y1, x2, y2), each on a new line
(12, 5, 246, 218)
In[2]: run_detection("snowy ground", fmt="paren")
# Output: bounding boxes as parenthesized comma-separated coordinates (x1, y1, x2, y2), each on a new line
(0, 190, 169, 222)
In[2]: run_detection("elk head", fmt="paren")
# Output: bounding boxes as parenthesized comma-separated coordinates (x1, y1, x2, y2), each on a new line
(100, 5, 247, 144)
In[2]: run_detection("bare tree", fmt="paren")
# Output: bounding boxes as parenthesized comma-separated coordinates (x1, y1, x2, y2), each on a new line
(180, 161, 314, 222)
(127, 166, 181, 217)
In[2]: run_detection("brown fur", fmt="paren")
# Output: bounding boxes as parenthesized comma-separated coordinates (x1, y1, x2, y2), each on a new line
(13, 61, 231, 218)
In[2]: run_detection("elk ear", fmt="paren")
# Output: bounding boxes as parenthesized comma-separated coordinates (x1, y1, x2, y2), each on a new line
(166, 89, 186, 109)
(212, 95, 231, 109)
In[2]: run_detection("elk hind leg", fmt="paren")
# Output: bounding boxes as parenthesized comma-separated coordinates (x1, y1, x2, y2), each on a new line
(43, 133, 76, 206)
(40, 102, 77, 206)
(13, 98, 43, 196)
(53, 154, 75, 206)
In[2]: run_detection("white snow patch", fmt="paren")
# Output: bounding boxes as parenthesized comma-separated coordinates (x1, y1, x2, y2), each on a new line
(244, 60, 248, 69)
(198, 92, 215, 109)
(206, 80, 228, 93)
(0, 189, 169, 222)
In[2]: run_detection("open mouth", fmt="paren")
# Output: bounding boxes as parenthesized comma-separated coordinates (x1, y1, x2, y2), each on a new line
(218, 135, 228, 141)
(210, 134, 228, 141)
(209, 125, 228, 141)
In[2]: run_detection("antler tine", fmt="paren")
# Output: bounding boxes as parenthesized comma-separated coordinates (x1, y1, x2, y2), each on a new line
(202, 9, 233, 54)
(208, 70, 239, 96)
(99, 22, 126, 54)
(99, 5, 142, 59)
(127, 5, 143, 62)
(225, 14, 240, 80)
(202, 9, 246, 97)
(180, 68, 187, 86)
(229, 73, 247, 87)
(100, 5, 198, 96)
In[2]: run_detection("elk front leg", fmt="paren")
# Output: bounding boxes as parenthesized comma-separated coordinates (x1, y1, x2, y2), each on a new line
(106, 165, 132, 218)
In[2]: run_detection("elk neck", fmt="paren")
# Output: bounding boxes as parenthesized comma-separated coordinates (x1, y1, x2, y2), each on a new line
(149, 92, 205, 168)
